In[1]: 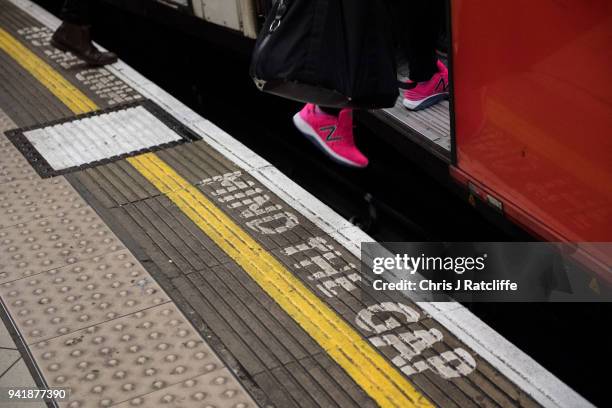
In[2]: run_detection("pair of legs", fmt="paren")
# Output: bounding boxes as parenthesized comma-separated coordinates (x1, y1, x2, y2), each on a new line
(50, 0, 117, 66)
(294, 0, 448, 167)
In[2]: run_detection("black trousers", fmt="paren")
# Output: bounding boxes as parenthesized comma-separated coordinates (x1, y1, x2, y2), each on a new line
(60, 0, 90, 25)
(320, 0, 445, 115)
(389, 0, 445, 82)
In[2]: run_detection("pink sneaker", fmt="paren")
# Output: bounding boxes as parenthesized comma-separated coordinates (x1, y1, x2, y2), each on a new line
(293, 104, 368, 168)
(402, 60, 449, 111)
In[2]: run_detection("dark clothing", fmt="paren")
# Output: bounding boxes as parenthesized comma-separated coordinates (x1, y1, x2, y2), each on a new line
(60, 0, 90, 25)
(389, 0, 445, 82)
(53, 1, 118, 67)
(322, 0, 445, 97)
(320, 0, 445, 116)
(320, 107, 342, 116)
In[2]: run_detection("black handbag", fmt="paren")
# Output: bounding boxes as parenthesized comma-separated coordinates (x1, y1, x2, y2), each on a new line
(250, 0, 398, 109)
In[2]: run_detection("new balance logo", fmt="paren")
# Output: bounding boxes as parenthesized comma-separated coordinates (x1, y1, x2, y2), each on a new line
(435, 77, 448, 92)
(320, 125, 341, 141)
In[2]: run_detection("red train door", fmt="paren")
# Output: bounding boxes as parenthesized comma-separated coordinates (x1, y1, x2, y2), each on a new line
(450, 0, 612, 276)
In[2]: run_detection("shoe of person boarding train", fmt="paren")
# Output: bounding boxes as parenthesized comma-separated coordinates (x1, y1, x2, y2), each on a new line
(402, 60, 449, 111)
(51, 22, 118, 67)
(293, 104, 369, 168)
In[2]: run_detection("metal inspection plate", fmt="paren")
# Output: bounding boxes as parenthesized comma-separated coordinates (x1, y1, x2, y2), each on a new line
(6, 100, 201, 178)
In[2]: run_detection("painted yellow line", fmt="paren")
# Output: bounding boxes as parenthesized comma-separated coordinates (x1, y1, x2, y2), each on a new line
(128, 153, 433, 408)
(0, 27, 98, 114)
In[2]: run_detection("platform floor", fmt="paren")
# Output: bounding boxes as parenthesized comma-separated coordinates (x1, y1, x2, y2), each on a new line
(0, 1, 593, 407)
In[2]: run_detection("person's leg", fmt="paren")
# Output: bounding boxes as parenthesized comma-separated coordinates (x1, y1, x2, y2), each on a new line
(391, 0, 449, 110)
(392, 0, 443, 82)
(60, 0, 91, 26)
(52, 0, 117, 67)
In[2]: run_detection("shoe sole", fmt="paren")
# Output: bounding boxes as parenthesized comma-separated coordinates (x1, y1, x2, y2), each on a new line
(403, 92, 449, 111)
(292, 113, 367, 168)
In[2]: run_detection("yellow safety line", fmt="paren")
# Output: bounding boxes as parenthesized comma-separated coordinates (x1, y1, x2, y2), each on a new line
(128, 153, 433, 408)
(0, 27, 98, 114)
(1, 24, 432, 406)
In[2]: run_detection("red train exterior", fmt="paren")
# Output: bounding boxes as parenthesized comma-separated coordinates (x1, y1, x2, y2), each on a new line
(450, 0, 612, 279)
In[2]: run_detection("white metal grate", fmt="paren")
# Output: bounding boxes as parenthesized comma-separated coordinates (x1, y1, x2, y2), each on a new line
(24, 106, 183, 170)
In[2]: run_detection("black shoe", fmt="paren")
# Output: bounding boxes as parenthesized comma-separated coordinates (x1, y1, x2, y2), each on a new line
(51, 22, 117, 67)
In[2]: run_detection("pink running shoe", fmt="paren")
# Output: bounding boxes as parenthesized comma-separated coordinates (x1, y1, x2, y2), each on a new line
(293, 104, 368, 168)
(402, 60, 449, 111)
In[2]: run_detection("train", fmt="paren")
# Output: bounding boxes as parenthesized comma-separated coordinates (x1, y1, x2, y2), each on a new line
(450, 0, 611, 283)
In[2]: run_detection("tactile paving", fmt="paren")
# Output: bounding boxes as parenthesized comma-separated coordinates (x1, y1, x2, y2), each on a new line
(30, 303, 253, 408)
(111, 369, 254, 408)
(0, 106, 16, 132)
(0, 204, 122, 284)
(0, 134, 39, 185)
(0, 250, 169, 343)
(16, 25, 143, 107)
(0, 177, 87, 229)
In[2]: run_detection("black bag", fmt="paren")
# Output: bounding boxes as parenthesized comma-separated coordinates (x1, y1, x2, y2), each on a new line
(250, 0, 398, 109)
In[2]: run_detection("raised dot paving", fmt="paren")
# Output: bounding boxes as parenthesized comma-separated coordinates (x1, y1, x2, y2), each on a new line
(0, 203, 122, 284)
(0, 106, 16, 131)
(30, 303, 254, 408)
(110, 369, 252, 408)
(0, 133, 39, 185)
(0, 176, 87, 228)
(0, 180, 257, 407)
(0, 176, 257, 406)
(0, 250, 169, 343)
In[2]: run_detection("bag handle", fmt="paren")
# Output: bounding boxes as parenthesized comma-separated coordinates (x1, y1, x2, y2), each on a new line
(269, 0, 289, 32)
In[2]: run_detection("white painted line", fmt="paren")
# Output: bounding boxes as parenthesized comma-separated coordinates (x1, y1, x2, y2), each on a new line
(24, 105, 182, 170)
(7, 1, 595, 407)
(252, 165, 355, 235)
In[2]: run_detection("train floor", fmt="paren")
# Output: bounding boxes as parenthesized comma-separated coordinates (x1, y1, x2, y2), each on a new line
(0, 0, 595, 407)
